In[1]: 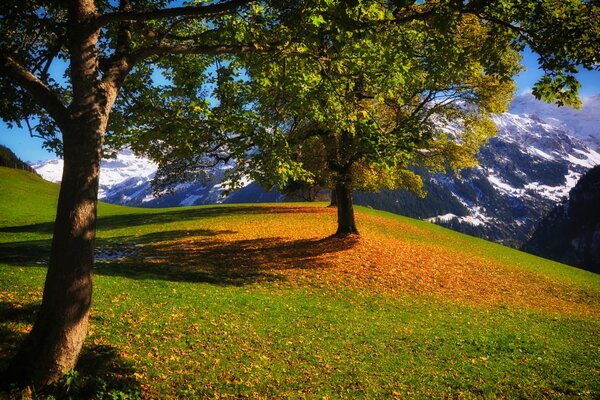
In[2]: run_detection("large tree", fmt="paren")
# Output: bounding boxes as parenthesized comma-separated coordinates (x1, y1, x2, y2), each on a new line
(0, 0, 273, 387)
(146, 1, 598, 236)
(234, 0, 599, 235)
(0, 0, 597, 389)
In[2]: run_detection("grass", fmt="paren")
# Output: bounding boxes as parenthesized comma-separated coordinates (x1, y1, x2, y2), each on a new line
(0, 167, 599, 398)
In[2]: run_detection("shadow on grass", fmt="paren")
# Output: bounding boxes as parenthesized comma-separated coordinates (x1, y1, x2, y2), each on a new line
(0, 302, 39, 374)
(0, 222, 54, 234)
(96, 233, 359, 286)
(0, 301, 142, 398)
(0, 240, 51, 266)
(1, 204, 356, 286)
(0, 302, 39, 324)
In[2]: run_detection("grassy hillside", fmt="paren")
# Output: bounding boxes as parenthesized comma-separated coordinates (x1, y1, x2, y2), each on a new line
(1, 168, 599, 399)
(0, 167, 58, 227)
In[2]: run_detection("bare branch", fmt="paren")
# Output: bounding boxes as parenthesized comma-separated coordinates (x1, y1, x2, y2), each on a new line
(95, 0, 250, 28)
(0, 54, 69, 129)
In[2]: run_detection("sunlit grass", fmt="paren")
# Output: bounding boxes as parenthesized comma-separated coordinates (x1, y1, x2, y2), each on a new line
(1, 168, 599, 398)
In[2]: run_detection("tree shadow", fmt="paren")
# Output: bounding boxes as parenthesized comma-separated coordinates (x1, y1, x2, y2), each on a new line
(60, 344, 142, 399)
(0, 301, 141, 398)
(95, 233, 359, 286)
(0, 228, 237, 268)
(0, 225, 360, 287)
(0, 222, 54, 234)
(0, 203, 355, 287)
(0, 302, 39, 325)
(0, 302, 39, 373)
(0, 240, 51, 266)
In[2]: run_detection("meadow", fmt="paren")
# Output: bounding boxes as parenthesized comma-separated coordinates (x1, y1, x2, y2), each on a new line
(0, 167, 599, 399)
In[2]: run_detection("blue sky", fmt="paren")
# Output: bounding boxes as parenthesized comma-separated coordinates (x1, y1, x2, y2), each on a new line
(2, 49, 599, 163)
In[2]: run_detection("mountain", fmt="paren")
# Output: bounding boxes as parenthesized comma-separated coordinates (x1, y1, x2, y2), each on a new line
(31, 149, 157, 202)
(522, 165, 600, 273)
(509, 92, 600, 151)
(355, 111, 600, 247)
(30, 95, 600, 247)
(31, 149, 282, 207)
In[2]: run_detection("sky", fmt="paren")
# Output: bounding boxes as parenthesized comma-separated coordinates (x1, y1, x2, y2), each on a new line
(1, 48, 599, 163)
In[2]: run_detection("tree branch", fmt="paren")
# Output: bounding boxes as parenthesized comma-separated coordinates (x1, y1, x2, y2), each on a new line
(94, 0, 250, 28)
(0, 54, 69, 129)
(115, 0, 134, 57)
(473, 12, 550, 67)
(99, 0, 135, 90)
(128, 42, 277, 65)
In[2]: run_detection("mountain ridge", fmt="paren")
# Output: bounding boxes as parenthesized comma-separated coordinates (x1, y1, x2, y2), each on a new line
(509, 92, 600, 151)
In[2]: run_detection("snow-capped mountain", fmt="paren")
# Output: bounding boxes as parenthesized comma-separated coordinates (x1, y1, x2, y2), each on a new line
(355, 109, 600, 246)
(509, 92, 600, 151)
(31, 94, 600, 246)
(31, 150, 158, 202)
(522, 165, 600, 273)
(31, 149, 281, 207)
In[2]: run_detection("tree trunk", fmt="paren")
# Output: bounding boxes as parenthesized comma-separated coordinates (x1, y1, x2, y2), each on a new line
(2, 0, 110, 385)
(334, 181, 358, 236)
(4, 120, 103, 387)
(328, 187, 337, 207)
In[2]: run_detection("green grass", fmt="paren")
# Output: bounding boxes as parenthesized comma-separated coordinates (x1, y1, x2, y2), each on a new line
(0, 168, 599, 399)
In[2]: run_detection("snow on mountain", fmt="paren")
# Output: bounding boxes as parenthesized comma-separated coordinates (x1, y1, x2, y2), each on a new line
(31, 149, 159, 201)
(355, 109, 600, 247)
(30, 159, 64, 183)
(95, 150, 157, 198)
(489, 113, 600, 202)
(30, 150, 276, 207)
(509, 92, 600, 151)
(522, 165, 600, 273)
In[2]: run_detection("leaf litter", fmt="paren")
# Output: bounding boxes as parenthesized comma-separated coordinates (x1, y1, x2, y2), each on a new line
(115, 204, 599, 318)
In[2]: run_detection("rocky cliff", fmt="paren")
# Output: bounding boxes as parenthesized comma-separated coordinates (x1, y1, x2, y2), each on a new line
(523, 165, 600, 273)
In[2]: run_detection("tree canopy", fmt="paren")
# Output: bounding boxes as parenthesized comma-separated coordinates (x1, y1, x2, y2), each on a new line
(0, 0, 598, 388)
(133, 0, 598, 234)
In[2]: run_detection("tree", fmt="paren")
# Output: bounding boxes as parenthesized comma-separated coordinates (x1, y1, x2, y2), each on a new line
(0, 0, 277, 387)
(112, 1, 598, 237)
(0, 0, 597, 388)
(234, 0, 599, 235)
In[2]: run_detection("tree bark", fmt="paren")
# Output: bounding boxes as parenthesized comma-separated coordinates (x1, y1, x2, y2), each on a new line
(328, 187, 337, 207)
(2, 0, 110, 386)
(334, 180, 358, 236)
(3, 119, 104, 387)
(0, 0, 244, 388)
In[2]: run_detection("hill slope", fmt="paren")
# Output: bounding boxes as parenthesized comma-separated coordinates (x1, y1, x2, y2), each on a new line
(0, 145, 37, 175)
(0, 166, 58, 226)
(1, 169, 599, 398)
